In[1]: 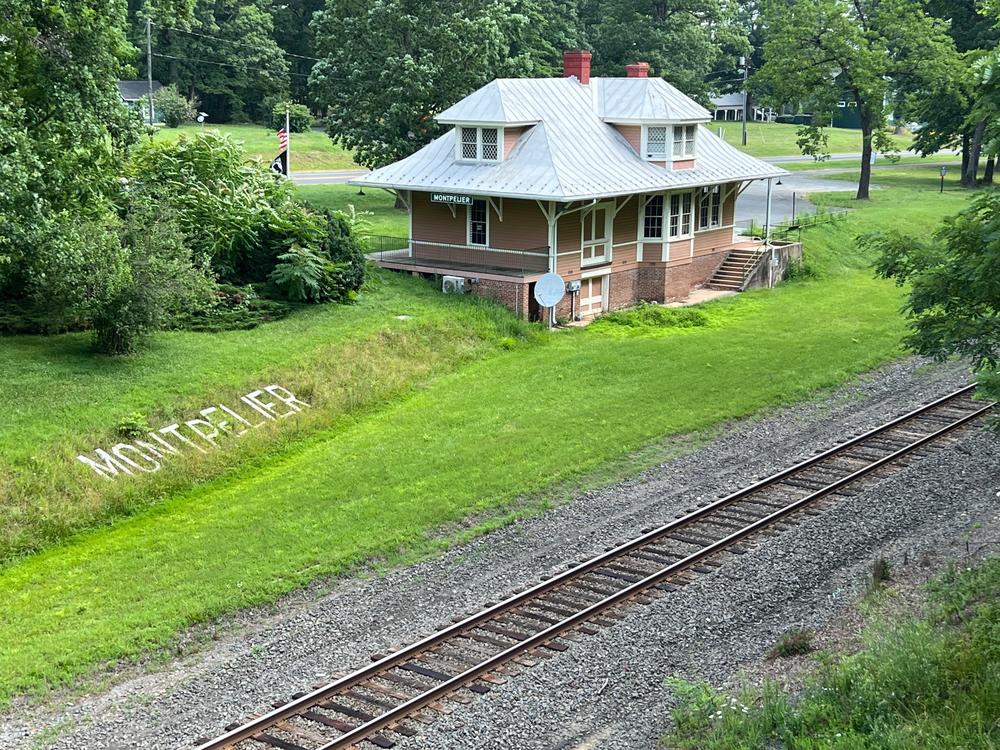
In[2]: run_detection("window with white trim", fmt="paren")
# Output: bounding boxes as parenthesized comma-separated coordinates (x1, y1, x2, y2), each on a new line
(643, 195, 664, 239)
(581, 203, 612, 266)
(467, 199, 488, 245)
(698, 188, 721, 230)
(645, 126, 668, 160)
(457, 126, 501, 162)
(673, 125, 696, 158)
(668, 192, 693, 238)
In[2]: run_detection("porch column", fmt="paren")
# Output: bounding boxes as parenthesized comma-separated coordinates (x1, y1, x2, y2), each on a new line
(764, 177, 774, 287)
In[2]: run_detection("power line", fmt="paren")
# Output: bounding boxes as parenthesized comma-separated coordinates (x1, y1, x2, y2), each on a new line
(152, 52, 313, 78)
(153, 22, 323, 62)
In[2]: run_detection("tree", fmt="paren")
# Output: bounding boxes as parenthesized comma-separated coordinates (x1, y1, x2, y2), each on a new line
(754, 0, 957, 200)
(310, 0, 569, 172)
(154, 83, 197, 126)
(1, 0, 141, 302)
(134, 0, 290, 122)
(867, 191, 1000, 403)
(580, 0, 747, 101)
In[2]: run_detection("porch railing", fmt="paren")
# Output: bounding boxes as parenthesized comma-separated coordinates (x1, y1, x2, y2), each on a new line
(362, 235, 550, 275)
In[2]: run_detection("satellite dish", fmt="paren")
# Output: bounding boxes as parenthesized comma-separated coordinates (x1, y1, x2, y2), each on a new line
(534, 272, 566, 308)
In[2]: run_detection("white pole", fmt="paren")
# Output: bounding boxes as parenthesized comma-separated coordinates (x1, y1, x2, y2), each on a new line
(285, 106, 291, 178)
(764, 177, 774, 287)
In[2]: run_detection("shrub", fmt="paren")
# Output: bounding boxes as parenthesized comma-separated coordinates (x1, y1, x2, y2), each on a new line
(153, 84, 196, 128)
(269, 100, 313, 133)
(321, 210, 367, 298)
(590, 302, 709, 332)
(769, 628, 814, 658)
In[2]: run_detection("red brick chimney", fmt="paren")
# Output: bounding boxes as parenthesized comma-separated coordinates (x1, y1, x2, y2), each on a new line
(563, 50, 592, 85)
(626, 62, 650, 78)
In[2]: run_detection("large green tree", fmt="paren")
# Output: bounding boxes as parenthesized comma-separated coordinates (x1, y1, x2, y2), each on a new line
(580, 0, 747, 101)
(310, 0, 567, 171)
(869, 191, 1000, 402)
(754, 0, 956, 200)
(133, 0, 289, 122)
(0, 0, 140, 296)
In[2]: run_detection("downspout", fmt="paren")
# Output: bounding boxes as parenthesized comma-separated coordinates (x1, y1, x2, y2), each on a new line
(547, 201, 557, 274)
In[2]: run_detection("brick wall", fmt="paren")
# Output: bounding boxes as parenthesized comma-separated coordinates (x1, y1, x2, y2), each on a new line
(607, 268, 638, 311)
(468, 278, 529, 318)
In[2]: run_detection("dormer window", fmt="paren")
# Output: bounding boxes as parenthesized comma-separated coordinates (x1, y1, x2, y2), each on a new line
(457, 126, 501, 162)
(645, 126, 668, 160)
(673, 125, 696, 158)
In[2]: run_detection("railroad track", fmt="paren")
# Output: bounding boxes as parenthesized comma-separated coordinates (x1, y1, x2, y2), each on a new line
(195, 384, 993, 750)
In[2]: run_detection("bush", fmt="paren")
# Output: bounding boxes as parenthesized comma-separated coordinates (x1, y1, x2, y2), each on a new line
(153, 84, 196, 128)
(769, 628, 814, 658)
(590, 302, 709, 332)
(269, 100, 313, 133)
(321, 210, 367, 298)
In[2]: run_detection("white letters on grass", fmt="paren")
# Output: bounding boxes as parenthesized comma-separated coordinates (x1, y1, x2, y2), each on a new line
(77, 385, 311, 480)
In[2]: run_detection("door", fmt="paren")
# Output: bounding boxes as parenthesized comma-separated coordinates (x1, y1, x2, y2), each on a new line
(579, 275, 606, 317)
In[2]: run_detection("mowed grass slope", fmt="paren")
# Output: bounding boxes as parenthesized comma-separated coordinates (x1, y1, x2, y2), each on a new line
(151, 124, 358, 171)
(0, 167, 968, 703)
(717, 121, 912, 158)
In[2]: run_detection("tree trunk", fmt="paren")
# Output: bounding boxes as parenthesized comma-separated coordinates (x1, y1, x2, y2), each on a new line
(984, 156, 995, 185)
(857, 116, 873, 201)
(961, 132, 970, 178)
(963, 119, 986, 188)
(394, 193, 405, 210)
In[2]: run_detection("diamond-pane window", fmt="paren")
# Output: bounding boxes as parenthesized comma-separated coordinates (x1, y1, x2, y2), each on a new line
(646, 126, 667, 159)
(481, 128, 498, 160)
(461, 127, 478, 160)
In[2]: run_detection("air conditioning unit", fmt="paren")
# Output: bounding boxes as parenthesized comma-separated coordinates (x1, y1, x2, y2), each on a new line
(442, 275, 467, 294)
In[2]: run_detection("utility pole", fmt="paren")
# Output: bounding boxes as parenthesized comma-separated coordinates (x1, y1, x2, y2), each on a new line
(285, 105, 291, 178)
(740, 56, 748, 147)
(146, 17, 155, 126)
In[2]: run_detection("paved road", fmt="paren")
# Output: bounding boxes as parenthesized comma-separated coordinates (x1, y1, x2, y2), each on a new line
(292, 169, 368, 185)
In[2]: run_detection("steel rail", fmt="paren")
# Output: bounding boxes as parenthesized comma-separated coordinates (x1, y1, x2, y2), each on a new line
(195, 384, 988, 750)
(313, 394, 995, 749)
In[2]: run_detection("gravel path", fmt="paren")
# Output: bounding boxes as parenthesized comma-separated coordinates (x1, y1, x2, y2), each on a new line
(3, 357, 997, 750)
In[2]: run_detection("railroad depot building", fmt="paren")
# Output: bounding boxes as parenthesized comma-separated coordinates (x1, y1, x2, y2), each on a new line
(354, 51, 788, 321)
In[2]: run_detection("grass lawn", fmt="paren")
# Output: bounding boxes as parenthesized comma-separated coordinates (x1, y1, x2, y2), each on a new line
(295, 184, 408, 236)
(715, 121, 912, 158)
(151, 124, 358, 171)
(780, 155, 961, 172)
(0, 167, 971, 704)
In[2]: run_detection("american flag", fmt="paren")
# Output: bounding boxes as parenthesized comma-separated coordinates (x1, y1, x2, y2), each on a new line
(277, 128, 288, 151)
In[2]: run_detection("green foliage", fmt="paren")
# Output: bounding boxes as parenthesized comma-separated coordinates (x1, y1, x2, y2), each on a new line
(136, 0, 290, 122)
(581, 0, 748, 102)
(665, 557, 1000, 749)
(269, 100, 313, 132)
(321, 209, 367, 297)
(589, 303, 709, 334)
(868, 189, 1000, 402)
(154, 84, 197, 127)
(0, 0, 141, 300)
(174, 283, 294, 331)
(310, 0, 569, 170)
(769, 628, 815, 658)
(115, 413, 151, 439)
(754, 0, 957, 198)
(269, 244, 336, 302)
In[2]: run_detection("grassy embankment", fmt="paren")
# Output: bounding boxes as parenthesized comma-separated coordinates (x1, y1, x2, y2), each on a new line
(0, 167, 968, 705)
(664, 556, 1000, 749)
(151, 124, 357, 171)
(717, 121, 912, 158)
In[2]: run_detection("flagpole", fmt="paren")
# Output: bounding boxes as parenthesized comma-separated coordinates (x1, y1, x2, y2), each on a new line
(285, 106, 291, 179)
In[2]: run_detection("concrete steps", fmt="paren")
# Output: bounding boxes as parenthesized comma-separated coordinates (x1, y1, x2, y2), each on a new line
(707, 247, 767, 291)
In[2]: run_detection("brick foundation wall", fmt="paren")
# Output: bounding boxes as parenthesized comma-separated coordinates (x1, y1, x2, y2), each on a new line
(607, 268, 638, 311)
(637, 265, 667, 303)
(467, 278, 529, 318)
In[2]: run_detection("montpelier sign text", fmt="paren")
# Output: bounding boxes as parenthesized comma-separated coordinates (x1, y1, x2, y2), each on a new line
(77, 384, 310, 480)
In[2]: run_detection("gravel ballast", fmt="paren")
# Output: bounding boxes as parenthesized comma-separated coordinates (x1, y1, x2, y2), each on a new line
(2, 358, 997, 750)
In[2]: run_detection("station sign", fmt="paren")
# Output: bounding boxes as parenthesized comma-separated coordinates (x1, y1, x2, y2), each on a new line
(431, 193, 474, 206)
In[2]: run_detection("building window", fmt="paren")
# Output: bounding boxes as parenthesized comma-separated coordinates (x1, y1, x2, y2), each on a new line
(698, 188, 721, 230)
(645, 126, 668, 160)
(582, 202, 611, 265)
(468, 199, 488, 245)
(668, 192, 693, 238)
(673, 125, 696, 158)
(457, 126, 501, 162)
(643, 195, 664, 239)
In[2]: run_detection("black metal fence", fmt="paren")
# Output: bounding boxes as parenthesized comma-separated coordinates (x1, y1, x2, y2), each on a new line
(361, 235, 549, 275)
